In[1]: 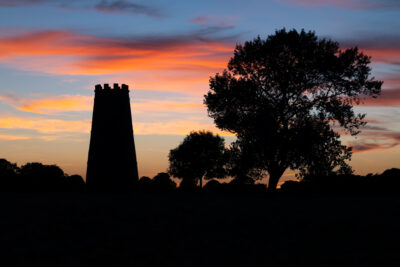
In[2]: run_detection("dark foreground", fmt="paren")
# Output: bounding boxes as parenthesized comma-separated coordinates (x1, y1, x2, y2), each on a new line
(0, 193, 399, 266)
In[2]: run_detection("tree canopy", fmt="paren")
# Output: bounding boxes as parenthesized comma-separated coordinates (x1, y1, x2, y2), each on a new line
(168, 131, 227, 188)
(0, 159, 85, 192)
(204, 29, 382, 190)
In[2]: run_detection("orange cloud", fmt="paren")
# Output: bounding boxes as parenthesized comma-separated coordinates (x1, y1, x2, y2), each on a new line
(0, 115, 231, 136)
(0, 93, 207, 115)
(18, 95, 92, 114)
(0, 30, 234, 75)
(0, 116, 91, 133)
(0, 93, 223, 136)
(0, 94, 92, 114)
(133, 120, 232, 136)
(117, 72, 211, 94)
(0, 134, 30, 140)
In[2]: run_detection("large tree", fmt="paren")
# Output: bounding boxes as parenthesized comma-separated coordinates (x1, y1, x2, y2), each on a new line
(204, 29, 382, 191)
(168, 131, 227, 188)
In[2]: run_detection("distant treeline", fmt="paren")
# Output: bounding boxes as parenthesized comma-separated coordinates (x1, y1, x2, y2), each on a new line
(161, 168, 400, 196)
(280, 168, 400, 195)
(0, 159, 85, 192)
(1, 158, 399, 195)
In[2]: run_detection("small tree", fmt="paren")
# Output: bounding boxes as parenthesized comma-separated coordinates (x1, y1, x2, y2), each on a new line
(168, 131, 227, 188)
(19, 162, 66, 192)
(152, 172, 177, 191)
(204, 29, 382, 191)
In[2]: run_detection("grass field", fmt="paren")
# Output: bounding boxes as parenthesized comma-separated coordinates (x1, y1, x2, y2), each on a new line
(0, 193, 399, 266)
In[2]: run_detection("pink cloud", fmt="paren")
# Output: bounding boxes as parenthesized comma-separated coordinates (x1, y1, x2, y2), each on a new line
(191, 16, 209, 24)
(351, 142, 399, 153)
(0, 93, 92, 114)
(0, 0, 50, 7)
(347, 124, 400, 153)
(190, 15, 236, 28)
(283, 0, 400, 9)
(360, 89, 400, 107)
(361, 48, 400, 66)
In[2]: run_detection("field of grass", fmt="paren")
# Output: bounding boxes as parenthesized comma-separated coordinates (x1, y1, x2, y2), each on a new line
(0, 193, 399, 266)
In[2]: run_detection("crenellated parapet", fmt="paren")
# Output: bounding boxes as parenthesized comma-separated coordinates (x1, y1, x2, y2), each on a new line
(95, 83, 129, 93)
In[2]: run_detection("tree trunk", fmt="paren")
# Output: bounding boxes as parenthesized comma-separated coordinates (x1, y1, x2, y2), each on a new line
(267, 168, 286, 192)
(267, 174, 280, 192)
(199, 176, 203, 189)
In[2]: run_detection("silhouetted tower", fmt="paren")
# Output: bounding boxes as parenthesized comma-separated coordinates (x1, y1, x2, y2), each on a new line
(86, 83, 139, 192)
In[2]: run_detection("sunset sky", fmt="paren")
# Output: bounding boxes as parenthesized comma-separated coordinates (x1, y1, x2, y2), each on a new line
(0, 0, 399, 184)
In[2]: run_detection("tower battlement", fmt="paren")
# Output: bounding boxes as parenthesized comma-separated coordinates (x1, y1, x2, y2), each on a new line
(95, 83, 129, 92)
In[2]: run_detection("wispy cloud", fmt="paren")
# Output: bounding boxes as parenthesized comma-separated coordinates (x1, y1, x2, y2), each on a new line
(348, 125, 400, 153)
(339, 34, 400, 65)
(0, 134, 31, 140)
(281, 0, 400, 9)
(0, 92, 206, 115)
(0, 0, 50, 7)
(340, 35, 400, 50)
(0, 0, 164, 17)
(352, 142, 399, 152)
(133, 120, 229, 136)
(0, 113, 229, 136)
(0, 116, 91, 134)
(360, 89, 400, 107)
(133, 101, 204, 114)
(190, 15, 236, 29)
(0, 93, 92, 114)
(0, 91, 228, 136)
(95, 0, 163, 18)
(18, 95, 92, 114)
(0, 30, 235, 75)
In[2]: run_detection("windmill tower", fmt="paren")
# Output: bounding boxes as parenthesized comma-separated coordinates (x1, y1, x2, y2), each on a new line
(86, 83, 139, 192)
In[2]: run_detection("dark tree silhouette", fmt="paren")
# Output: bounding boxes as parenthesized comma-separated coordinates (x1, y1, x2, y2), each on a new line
(178, 177, 198, 191)
(152, 172, 176, 191)
(226, 139, 265, 184)
(168, 130, 227, 188)
(65, 174, 86, 192)
(281, 168, 400, 195)
(19, 162, 66, 192)
(0, 158, 19, 191)
(379, 168, 400, 194)
(295, 119, 353, 179)
(0, 159, 85, 192)
(204, 28, 382, 191)
(203, 179, 222, 192)
(138, 176, 153, 191)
